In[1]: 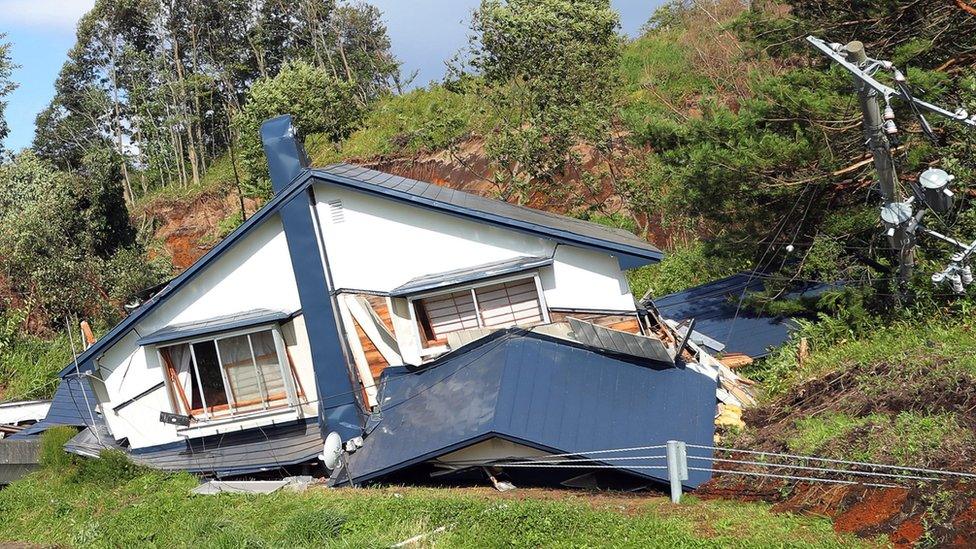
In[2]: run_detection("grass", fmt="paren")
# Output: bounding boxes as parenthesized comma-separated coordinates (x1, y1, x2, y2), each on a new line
(0, 447, 874, 548)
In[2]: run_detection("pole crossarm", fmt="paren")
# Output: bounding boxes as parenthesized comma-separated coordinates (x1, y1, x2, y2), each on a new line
(806, 36, 976, 129)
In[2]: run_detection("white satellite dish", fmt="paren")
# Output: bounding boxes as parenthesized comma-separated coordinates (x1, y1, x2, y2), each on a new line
(320, 431, 343, 470)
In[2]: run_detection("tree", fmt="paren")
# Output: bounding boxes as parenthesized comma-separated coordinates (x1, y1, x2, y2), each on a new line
(235, 60, 363, 194)
(33, 0, 400, 203)
(0, 151, 166, 326)
(465, 0, 621, 201)
(0, 34, 19, 155)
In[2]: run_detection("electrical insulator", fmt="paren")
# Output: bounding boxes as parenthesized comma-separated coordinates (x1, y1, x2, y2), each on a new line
(893, 69, 906, 83)
(883, 104, 895, 120)
(932, 271, 946, 287)
(962, 265, 974, 286)
(948, 271, 965, 294)
(956, 109, 969, 120)
(884, 120, 898, 134)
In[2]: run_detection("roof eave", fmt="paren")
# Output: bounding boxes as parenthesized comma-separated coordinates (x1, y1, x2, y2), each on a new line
(310, 169, 663, 268)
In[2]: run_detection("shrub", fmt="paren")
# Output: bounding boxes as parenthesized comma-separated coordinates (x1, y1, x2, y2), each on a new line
(235, 61, 364, 195)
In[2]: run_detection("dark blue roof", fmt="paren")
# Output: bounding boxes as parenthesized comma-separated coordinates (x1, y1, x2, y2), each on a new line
(136, 309, 293, 346)
(390, 256, 553, 297)
(653, 272, 836, 358)
(315, 164, 663, 269)
(10, 374, 98, 438)
(344, 329, 716, 488)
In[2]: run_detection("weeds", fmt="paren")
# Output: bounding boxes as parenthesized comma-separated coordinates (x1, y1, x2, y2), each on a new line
(0, 459, 869, 548)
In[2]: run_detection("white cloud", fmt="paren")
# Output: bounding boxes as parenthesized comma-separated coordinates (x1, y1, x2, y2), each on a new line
(0, 0, 95, 31)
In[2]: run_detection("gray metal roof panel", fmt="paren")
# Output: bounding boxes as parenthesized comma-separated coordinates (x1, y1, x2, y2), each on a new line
(136, 309, 293, 346)
(9, 375, 99, 438)
(345, 329, 715, 488)
(390, 256, 553, 297)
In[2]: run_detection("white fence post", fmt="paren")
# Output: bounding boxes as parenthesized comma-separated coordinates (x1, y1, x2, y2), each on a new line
(666, 440, 688, 504)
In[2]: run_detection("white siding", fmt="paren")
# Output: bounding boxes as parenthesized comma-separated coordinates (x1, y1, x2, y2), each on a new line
(312, 183, 638, 364)
(95, 215, 317, 449)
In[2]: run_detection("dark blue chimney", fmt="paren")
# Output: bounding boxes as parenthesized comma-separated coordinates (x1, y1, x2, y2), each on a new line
(261, 115, 312, 195)
(260, 115, 364, 440)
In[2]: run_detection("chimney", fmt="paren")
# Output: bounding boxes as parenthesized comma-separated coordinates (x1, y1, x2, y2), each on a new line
(258, 114, 365, 440)
(260, 115, 312, 194)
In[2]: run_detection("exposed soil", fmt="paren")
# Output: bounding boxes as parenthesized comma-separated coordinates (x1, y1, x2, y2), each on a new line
(138, 190, 262, 270)
(695, 356, 976, 546)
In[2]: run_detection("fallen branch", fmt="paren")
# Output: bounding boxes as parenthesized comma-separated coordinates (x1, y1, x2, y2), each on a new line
(955, 0, 976, 16)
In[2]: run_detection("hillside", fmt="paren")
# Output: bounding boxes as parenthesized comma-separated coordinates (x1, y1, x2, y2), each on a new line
(3, 0, 976, 545)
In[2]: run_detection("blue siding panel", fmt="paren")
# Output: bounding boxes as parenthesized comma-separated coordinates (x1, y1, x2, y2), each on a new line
(10, 374, 98, 438)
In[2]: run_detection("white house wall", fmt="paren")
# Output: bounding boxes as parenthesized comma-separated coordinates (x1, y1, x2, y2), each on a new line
(311, 183, 637, 311)
(94, 215, 314, 449)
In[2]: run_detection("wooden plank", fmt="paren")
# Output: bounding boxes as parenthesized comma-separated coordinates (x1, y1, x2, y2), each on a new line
(353, 318, 390, 381)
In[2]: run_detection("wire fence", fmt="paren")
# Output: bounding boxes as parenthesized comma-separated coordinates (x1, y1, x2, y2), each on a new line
(469, 441, 976, 498)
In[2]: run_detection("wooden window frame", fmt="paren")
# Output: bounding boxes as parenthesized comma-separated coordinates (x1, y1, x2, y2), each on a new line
(156, 324, 300, 423)
(406, 272, 549, 353)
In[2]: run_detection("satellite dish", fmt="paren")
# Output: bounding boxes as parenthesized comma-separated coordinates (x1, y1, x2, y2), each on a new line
(320, 431, 343, 470)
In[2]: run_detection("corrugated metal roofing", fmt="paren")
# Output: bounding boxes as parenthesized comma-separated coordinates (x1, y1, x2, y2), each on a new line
(10, 374, 99, 438)
(136, 309, 293, 346)
(314, 163, 663, 268)
(344, 329, 715, 488)
(390, 256, 553, 297)
(653, 272, 837, 358)
(568, 317, 674, 364)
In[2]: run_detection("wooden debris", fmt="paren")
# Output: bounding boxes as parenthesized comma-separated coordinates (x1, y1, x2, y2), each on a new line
(719, 353, 753, 370)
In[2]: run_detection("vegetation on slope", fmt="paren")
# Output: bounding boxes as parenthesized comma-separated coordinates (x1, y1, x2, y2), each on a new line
(0, 429, 872, 548)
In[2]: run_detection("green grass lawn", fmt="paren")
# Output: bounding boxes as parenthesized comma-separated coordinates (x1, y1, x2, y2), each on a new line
(0, 445, 876, 549)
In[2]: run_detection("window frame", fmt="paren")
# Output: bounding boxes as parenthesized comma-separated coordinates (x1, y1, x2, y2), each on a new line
(156, 323, 300, 422)
(406, 272, 550, 354)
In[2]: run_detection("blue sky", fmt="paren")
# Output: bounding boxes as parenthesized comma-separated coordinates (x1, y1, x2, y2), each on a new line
(0, 0, 659, 152)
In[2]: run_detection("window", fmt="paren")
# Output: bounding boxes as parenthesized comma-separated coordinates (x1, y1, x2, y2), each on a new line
(158, 327, 299, 420)
(413, 276, 547, 347)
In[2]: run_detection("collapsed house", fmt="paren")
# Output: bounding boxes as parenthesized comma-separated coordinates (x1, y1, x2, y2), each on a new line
(1, 115, 762, 490)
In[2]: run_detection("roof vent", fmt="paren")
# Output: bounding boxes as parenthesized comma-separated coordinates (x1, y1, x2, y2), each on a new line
(328, 199, 345, 223)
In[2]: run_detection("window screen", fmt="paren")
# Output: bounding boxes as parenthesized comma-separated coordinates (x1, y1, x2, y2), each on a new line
(475, 279, 544, 328)
(415, 277, 544, 343)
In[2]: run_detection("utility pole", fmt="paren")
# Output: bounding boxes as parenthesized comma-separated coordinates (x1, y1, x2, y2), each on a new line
(843, 41, 914, 289)
(807, 36, 976, 298)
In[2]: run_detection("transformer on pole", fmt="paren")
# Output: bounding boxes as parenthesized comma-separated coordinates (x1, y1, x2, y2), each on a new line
(806, 36, 976, 297)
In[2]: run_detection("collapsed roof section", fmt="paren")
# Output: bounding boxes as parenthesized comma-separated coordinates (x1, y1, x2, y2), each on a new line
(653, 271, 840, 358)
(341, 329, 716, 489)
(8, 374, 98, 439)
